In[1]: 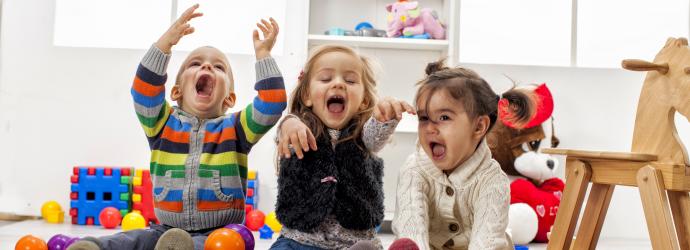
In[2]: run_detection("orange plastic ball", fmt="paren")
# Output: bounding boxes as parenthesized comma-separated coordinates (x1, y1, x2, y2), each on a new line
(15, 234, 48, 250)
(204, 228, 245, 250)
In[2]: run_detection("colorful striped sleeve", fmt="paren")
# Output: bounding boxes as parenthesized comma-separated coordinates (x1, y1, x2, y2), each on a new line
(132, 45, 172, 139)
(237, 57, 286, 146)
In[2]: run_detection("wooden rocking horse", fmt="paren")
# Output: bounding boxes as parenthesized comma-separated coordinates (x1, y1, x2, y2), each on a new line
(544, 37, 690, 249)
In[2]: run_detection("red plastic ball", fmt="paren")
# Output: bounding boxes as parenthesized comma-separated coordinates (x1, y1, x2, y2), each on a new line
(245, 210, 265, 231)
(98, 207, 122, 229)
(204, 228, 245, 250)
(15, 235, 48, 250)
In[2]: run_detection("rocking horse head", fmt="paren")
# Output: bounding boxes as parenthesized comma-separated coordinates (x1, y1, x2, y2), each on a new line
(622, 37, 690, 166)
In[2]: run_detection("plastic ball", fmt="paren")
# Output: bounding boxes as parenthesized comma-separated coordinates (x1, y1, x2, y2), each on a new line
(47, 234, 79, 250)
(99, 207, 122, 229)
(508, 203, 538, 245)
(204, 228, 245, 250)
(121, 212, 146, 231)
(245, 210, 265, 231)
(264, 211, 282, 233)
(224, 224, 254, 250)
(15, 234, 48, 250)
(41, 201, 64, 224)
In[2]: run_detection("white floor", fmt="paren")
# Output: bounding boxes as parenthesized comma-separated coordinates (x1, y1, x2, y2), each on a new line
(0, 220, 652, 249)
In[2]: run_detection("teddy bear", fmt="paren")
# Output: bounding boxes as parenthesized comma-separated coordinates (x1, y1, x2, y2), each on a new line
(486, 83, 564, 244)
(385, 0, 446, 39)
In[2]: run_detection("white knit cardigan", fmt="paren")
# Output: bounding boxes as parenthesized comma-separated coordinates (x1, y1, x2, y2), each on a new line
(392, 140, 513, 250)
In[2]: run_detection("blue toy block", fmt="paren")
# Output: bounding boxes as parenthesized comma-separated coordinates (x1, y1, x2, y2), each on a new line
(70, 167, 131, 225)
(246, 197, 254, 206)
(259, 225, 273, 239)
(247, 180, 256, 189)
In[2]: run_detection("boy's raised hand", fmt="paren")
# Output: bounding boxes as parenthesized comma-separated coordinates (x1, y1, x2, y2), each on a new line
(374, 97, 416, 122)
(155, 4, 203, 54)
(253, 18, 280, 60)
(278, 117, 317, 160)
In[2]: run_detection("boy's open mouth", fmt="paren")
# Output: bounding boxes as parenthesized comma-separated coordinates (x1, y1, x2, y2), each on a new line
(430, 141, 446, 160)
(195, 74, 215, 97)
(327, 95, 346, 113)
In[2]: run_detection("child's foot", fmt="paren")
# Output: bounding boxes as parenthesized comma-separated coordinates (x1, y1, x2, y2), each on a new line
(66, 237, 102, 250)
(154, 228, 194, 250)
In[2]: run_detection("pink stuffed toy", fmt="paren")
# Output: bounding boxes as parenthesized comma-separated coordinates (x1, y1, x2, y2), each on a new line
(386, 1, 446, 39)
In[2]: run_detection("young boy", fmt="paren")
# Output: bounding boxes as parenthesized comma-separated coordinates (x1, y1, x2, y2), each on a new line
(68, 4, 285, 250)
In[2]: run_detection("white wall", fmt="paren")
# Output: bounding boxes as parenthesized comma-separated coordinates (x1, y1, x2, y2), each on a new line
(1, 0, 689, 242)
(0, 0, 308, 215)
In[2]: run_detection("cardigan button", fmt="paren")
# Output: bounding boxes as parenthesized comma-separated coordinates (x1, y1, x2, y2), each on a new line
(444, 239, 454, 247)
(449, 223, 459, 232)
(445, 186, 454, 196)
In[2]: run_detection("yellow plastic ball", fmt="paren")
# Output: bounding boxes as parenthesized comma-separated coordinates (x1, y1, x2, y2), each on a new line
(40, 201, 64, 223)
(265, 211, 282, 233)
(121, 212, 146, 231)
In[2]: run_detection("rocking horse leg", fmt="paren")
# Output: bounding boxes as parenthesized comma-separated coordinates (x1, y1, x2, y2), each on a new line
(573, 183, 615, 250)
(638, 166, 680, 250)
(668, 191, 690, 250)
(547, 160, 591, 250)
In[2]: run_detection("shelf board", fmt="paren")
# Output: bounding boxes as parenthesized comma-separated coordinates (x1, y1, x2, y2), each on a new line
(308, 34, 449, 51)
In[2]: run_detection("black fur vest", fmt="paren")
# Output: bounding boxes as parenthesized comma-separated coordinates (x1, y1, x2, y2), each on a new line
(275, 124, 384, 232)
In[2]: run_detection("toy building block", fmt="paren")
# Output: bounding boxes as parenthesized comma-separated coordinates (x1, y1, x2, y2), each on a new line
(132, 169, 158, 225)
(246, 170, 259, 209)
(70, 166, 132, 225)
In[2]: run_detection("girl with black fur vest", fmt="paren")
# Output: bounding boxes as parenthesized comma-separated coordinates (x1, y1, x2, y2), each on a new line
(269, 45, 415, 250)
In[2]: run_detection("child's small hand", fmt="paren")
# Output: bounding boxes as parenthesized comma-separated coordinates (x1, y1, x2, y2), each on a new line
(253, 18, 279, 60)
(374, 97, 416, 122)
(155, 4, 203, 54)
(278, 116, 317, 159)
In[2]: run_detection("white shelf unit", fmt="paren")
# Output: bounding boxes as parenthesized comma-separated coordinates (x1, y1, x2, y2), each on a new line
(306, 0, 459, 133)
(304, 0, 458, 221)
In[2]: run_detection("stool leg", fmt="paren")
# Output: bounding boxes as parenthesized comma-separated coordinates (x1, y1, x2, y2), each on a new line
(638, 166, 679, 250)
(668, 191, 690, 250)
(573, 184, 615, 250)
(547, 160, 592, 250)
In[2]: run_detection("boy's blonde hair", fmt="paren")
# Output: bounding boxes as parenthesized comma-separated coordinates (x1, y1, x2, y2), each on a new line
(289, 45, 378, 146)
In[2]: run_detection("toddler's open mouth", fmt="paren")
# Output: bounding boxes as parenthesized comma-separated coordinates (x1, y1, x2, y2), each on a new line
(195, 74, 215, 97)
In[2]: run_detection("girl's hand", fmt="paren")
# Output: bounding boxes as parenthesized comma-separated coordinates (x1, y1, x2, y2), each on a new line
(253, 18, 279, 60)
(155, 4, 203, 54)
(278, 116, 317, 159)
(374, 97, 416, 122)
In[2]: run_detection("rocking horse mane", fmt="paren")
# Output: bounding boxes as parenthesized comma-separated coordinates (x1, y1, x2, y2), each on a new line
(623, 37, 690, 167)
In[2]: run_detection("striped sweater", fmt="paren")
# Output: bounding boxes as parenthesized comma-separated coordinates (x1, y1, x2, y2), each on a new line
(131, 45, 286, 231)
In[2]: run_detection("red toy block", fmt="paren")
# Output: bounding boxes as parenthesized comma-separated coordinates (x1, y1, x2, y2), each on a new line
(87, 167, 95, 175)
(245, 205, 253, 214)
(71, 217, 78, 225)
(247, 188, 254, 197)
(86, 217, 94, 225)
(104, 168, 112, 176)
(70, 192, 78, 200)
(70, 208, 77, 217)
(70, 175, 79, 184)
(131, 170, 158, 225)
(121, 168, 131, 177)
(73, 167, 79, 175)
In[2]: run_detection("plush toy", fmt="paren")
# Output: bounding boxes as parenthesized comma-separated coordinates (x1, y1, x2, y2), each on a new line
(385, 1, 446, 39)
(486, 83, 563, 244)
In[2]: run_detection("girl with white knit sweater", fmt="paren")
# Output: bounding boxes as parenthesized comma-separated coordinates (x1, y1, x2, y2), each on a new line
(392, 60, 534, 249)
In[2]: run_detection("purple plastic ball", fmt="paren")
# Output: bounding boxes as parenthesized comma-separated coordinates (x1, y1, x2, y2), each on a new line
(47, 234, 78, 250)
(224, 223, 255, 250)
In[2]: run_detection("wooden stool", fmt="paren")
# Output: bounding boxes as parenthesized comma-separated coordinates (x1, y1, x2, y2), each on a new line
(544, 37, 690, 250)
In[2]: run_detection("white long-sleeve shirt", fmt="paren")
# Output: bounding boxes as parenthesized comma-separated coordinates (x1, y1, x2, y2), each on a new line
(392, 140, 513, 250)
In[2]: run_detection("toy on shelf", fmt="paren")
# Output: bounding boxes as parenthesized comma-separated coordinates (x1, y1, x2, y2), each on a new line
(15, 234, 48, 250)
(486, 83, 563, 244)
(121, 212, 146, 231)
(47, 234, 80, 250)
(224, 224, 255, 250)
(259, 225, 273, 240)
(41, 201, 64, 224)
(324, 22, 386, 37)
(70, 166, 131, 226)
(386, 1, 446, 39)
(264, 211, 282, 233)
(131, 169, 158, 226)
(245, 210, 265, 231)
(98, 207, 122, 229)
(204, 228, 245, 250)
(245, 170, 259, 214)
